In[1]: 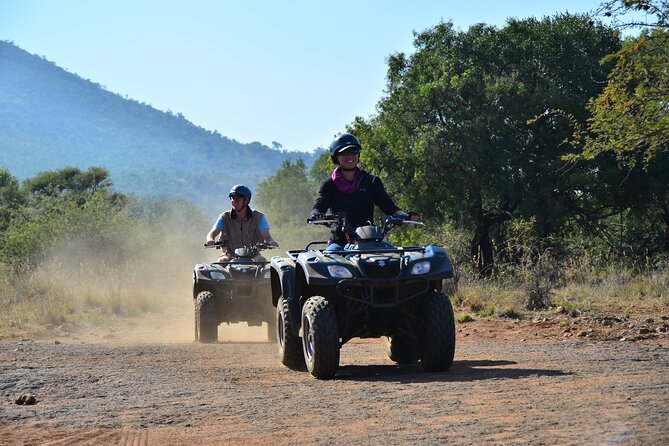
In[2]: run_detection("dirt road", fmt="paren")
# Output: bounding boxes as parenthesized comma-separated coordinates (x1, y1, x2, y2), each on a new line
(1, 312, 668, 445)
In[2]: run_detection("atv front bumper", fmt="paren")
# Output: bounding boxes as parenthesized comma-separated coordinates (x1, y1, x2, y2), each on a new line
(335, 277, 430, 308)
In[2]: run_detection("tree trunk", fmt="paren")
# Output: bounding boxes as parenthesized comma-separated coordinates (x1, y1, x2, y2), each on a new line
(471, 224, 494, 277)
(470, 211, 512, 277)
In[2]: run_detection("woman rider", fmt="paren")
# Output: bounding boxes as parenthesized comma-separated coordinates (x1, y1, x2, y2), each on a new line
(311, 133, 419, 249)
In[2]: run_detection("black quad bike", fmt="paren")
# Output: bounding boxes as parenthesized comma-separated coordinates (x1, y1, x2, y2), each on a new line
(268, 214, 456, 379)
(192, 241, 276, 343)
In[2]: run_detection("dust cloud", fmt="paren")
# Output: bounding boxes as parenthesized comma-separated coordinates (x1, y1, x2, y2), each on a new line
(34, 223, 279, 344)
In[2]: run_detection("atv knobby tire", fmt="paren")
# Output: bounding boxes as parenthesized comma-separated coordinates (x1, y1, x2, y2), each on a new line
(195, 291, 218, 343)
(277, 297, 305, 369)
(387, 335, 420, 364)
(302, 296, 340, 379)
(420, 291, 456, 372)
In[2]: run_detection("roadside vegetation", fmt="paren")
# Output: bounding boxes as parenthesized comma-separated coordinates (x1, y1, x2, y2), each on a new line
(0, 166, 210, 337)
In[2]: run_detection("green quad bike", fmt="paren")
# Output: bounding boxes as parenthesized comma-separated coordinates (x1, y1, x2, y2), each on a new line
(192, 241, 276, 343)
(269, 214, 456, 379)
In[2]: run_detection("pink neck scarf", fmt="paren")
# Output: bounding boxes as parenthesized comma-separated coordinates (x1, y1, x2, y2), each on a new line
(332, 167, 362, 194)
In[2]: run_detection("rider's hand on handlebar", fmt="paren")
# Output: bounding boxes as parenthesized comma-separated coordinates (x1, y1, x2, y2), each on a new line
(205, 239, 229, 248)
(407, 211, 420, 222)
(394, 210, 421, 222)
(308, 213, 325, 223)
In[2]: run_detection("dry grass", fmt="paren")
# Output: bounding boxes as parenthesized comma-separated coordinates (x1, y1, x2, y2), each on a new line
(0, 234, 201, 338)
(552, 267, 669, 316)
(452, 261, 669, 320)
(453, 281, 527, 318)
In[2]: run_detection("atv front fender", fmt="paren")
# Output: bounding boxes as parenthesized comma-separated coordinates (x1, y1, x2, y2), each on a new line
(193, 263, 217, 299)
(270, 256, 302, 336)
(270, 256, 297, 306)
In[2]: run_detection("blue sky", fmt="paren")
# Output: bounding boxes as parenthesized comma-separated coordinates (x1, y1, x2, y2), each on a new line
(1, 0, 603, 152)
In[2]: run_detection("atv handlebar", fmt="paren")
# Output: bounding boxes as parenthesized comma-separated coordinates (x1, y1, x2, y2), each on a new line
(307, 214, 341, 225)
(251, 242, 278, 251)
(308, 213, 423, 243)
(381, 215, 423, 236)
(204, 241, 277, 250)
(204, 240, 229, 248)
(384, 215, 424, 226)
(308, 213, 422, 225)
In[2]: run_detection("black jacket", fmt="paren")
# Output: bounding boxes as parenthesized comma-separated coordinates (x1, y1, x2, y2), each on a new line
(311, 170, 400, 245)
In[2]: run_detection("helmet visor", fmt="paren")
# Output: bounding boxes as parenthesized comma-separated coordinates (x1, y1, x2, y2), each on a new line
(336, 146, 360, 156)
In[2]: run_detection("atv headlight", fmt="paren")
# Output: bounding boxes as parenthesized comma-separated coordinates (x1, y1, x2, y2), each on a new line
(327, 265, 353, 278)
(410, 261, 431, 275)
(209, 271, 225, 280)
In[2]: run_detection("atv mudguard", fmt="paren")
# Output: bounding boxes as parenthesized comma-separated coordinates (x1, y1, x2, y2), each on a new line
(192, 263, 222, 299)
(269, 256, 301, 335)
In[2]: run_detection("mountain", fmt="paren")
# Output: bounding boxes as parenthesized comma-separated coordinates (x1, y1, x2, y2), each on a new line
(0, 40, 321, 213)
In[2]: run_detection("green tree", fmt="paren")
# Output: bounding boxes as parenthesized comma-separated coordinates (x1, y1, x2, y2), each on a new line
(1, 167, 131, 267)
(255, 159, 317, 226)
(0, 168, 26, 231)
(309, 151, 334, 184)
(597, 0, 668, 30)
(555, 1, 669, 261)
(564, 151, 669, 262)
(1, 190, 134, 267)
(22, 166, 116, 203)
(353, 15, 620, 274)
(572, 1, 669, 166)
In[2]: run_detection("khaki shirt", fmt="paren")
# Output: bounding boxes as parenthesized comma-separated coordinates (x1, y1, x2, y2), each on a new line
(219, 209, 266, 252)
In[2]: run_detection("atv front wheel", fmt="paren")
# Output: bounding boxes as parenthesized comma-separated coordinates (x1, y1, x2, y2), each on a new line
(195, 291, 218, 343)
(420, 291, 456, 372)
(277, 297, 305, 369)
(302, 296, 339, 379)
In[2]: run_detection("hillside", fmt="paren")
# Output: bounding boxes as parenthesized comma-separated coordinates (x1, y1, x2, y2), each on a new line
(0, 41, 320, 213)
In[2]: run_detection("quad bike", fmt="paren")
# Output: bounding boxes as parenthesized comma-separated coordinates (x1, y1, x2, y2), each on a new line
(192, 241, 276, 343)
(268, 213, 456, 379)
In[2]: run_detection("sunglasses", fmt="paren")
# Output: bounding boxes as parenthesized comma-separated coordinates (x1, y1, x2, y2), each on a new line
(337, 148, 360, 156)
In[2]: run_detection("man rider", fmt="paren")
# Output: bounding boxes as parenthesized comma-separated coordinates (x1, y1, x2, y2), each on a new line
(206, 184, 278, 261)
(311, 133, 419, 249)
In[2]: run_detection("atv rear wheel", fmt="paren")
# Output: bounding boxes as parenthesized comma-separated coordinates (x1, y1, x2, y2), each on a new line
(302, 296, 339, 379)
(195, 291, 218, 343)
(277, 297, 305, 369)
(420, 291, 456, 372)
(387, 335, 420, 364)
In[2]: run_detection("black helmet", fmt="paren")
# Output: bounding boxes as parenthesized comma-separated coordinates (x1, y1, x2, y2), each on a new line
(329, 133, 362, 164)
(229, 184, 252, 203)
